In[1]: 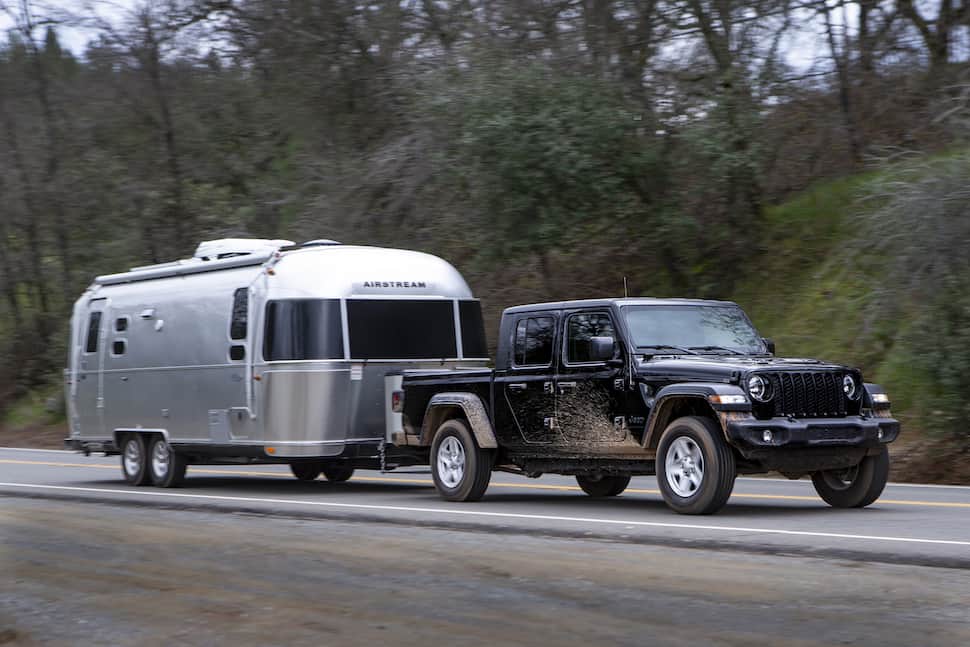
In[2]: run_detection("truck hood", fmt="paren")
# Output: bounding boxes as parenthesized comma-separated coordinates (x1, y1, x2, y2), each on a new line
(634, 354, 853, 382)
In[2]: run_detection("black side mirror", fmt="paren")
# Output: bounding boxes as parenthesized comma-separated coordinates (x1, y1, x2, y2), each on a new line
(590, 336, 616, 362)
(762, 337, 776, 355)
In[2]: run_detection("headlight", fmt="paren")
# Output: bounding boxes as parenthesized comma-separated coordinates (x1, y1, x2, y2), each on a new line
(747, 375, 771, 402)
(843, 375, 860, 400)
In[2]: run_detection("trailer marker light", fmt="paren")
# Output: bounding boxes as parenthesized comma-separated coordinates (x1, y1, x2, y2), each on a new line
(265, 447, 276, 454)
(391, 391, 404, 413)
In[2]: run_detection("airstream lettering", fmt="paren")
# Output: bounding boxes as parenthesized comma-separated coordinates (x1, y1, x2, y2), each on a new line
(66, 238, 488, 487)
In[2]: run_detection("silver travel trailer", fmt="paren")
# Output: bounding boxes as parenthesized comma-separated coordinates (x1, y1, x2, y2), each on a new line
(66, 238, 488, 487)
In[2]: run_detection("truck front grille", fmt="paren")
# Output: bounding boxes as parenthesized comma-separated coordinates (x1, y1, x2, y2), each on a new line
(764, 371, 847, 418)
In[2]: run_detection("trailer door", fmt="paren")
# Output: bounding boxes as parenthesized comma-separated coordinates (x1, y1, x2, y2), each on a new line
(75, 298, 108, 437)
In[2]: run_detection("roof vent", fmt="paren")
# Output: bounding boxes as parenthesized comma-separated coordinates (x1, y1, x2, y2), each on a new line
(302, 239, 342, 248)
(193, 238, 294, 261)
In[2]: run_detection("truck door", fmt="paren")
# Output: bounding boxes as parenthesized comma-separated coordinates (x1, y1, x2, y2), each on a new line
(74, 298, 108, 438)
(493, 314, 558, 445)
(556, 310, 627, 447)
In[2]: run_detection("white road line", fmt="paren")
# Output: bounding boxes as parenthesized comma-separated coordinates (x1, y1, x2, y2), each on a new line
(2, 481, 969, 548)
(0, 447, 75, 454)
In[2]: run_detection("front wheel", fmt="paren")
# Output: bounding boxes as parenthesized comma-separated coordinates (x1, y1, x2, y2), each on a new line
(121, 434, 151, 486)
(148, 437, 187, 488)
(656, 416, 736, 515)
(812, 446, 889, 508)
(290, 463, 322, 481)
(576, 474, 630, 497)
(431, 419, 494, 502)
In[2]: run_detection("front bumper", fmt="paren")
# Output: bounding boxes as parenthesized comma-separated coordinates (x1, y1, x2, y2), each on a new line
(724, 414, 900, 473)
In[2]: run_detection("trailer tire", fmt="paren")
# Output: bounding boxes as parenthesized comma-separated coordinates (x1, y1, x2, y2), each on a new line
(322, 465, 354, 482)
(120, 434, 151, 486)
(431, 418, 494, 502)
(576, 474, 630, 497)
(148, 437, 187, 488)
(290, 463, 322, 481)
(812, 446, 889, 508)
(656, 416, 736, 515)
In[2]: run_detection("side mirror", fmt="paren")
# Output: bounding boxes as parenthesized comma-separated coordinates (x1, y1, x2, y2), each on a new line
(590, 336, 617, 362)
(762, 337, 776, 355)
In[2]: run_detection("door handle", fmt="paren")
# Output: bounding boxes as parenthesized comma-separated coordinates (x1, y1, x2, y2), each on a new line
(507, 383, 527, 391)
(557, 381, 578, 391)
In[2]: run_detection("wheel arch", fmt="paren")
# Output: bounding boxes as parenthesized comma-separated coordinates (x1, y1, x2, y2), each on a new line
(113, 428, 169, 448)
(420, 393, 497, 449)
(642, 385, 738, 449)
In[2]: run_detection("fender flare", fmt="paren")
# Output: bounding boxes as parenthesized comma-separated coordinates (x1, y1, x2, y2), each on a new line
(420, 392, 498, 449)
(641, 383, 747, 449)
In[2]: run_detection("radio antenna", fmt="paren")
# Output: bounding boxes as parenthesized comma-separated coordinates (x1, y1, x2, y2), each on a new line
(623, 276, 629, 298)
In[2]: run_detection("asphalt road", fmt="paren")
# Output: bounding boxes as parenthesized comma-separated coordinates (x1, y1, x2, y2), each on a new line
(2, 446, 970, 645)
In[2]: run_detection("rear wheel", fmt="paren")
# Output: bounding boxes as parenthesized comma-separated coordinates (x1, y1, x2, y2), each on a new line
(576, 474, 631, 497)
(812, 446, 889, 508)
(148, 437, 187, 488)
(322, 464, 355, 482)
(431, 419, 494, 502)
(290, 462, 322, 481)
(120, 434, 151, 486)
(656, 416, 736, 515)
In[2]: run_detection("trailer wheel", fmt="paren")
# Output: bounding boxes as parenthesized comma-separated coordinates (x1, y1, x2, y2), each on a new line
(431, 419, 494, 502)
(322, 464, 354, 482)
(656, 416, 736, 515)
(812, 446, 889, 508)
(576, 474, 631, 497)
(290, 463, 322, 481)
(148, 437, 187, 488)
(120, 434, 151, 486)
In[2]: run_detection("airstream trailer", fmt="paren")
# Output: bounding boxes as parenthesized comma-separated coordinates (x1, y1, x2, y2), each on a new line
(65, 238, 488, 487)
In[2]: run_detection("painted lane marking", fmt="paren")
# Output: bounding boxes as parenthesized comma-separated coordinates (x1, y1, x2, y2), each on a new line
(2, 481, 969, 548)
(3, 458, 970, 508)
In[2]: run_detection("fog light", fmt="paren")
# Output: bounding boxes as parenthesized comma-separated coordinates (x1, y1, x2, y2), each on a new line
(877, 429, 884, 440)
(762, 430, 773, 443)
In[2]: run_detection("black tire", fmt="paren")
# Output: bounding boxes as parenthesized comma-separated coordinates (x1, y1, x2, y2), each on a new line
(290, 462, 322, 481)
(812, 446, 890, 508)
(120, 434, 151, 486)
(576, 474, 631, 497)
(322, 464, 355, 482)
(430, 418, 494, 502)
(656, 416, 736, 515)
(148, 437, 188, 488)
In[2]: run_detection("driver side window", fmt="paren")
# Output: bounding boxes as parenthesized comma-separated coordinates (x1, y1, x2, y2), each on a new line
(565, 312, 615, 364)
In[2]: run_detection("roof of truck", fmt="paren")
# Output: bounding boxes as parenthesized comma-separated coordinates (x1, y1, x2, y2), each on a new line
(502, 297, 739, 315)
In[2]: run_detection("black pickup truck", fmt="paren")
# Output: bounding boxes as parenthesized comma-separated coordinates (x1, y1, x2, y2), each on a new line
(386, 298, 900, 514)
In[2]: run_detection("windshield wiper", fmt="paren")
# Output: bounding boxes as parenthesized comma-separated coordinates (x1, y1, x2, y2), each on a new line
(688, 345, 744, 355)
(637, 345, 698, 355)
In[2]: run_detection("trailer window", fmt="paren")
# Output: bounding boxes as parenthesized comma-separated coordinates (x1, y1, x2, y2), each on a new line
(459, 300, 488, 358)
(85, 312, 102, 353)
(347, 299, 457, 360)
(263, 299, 344, 361)
(230, 288, 248, 340)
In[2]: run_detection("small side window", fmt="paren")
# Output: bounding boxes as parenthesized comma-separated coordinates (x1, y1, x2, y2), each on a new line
(230, 288, 248, 340)
(111, 340, 126, 356)
(85, 312, 102, 353)
(229, 345, 246, 361)
(513, 316, 555, 367)
(115, 316, 129, 332)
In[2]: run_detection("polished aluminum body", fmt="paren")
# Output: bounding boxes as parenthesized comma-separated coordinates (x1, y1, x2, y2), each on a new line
(67, 241, 486, 459)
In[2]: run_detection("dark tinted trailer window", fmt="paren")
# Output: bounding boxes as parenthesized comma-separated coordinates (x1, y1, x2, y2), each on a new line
(514, 316, 555, 366)
(230, 288, 248, 340)
(263, 300, 344, 361)
(347, 299, 457, 360)
(566, 312, 615, 363)
(85, 312, 102, 353)
(459, 300, 488, 358)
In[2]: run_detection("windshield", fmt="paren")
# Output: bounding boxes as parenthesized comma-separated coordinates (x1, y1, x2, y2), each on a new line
(622, 305, 765, 354)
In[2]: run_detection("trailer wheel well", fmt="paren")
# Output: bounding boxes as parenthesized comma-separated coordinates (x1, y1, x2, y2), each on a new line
(645, 397, 721, 449)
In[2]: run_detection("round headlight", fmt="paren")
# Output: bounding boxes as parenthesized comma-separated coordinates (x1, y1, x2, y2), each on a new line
(748, 375, 771, 402)
(843, 375, 860, 400)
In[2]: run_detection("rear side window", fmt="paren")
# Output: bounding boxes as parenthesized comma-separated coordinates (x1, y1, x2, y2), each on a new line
(85, 312, 102, 353)
(459, 300, 488, 358)
(263, 299, 344, 360)
(230, 288, 248, 340)
(513, 316, 555, 367)
(565, 312, 615, 363)
(347, 299, 457, 360)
